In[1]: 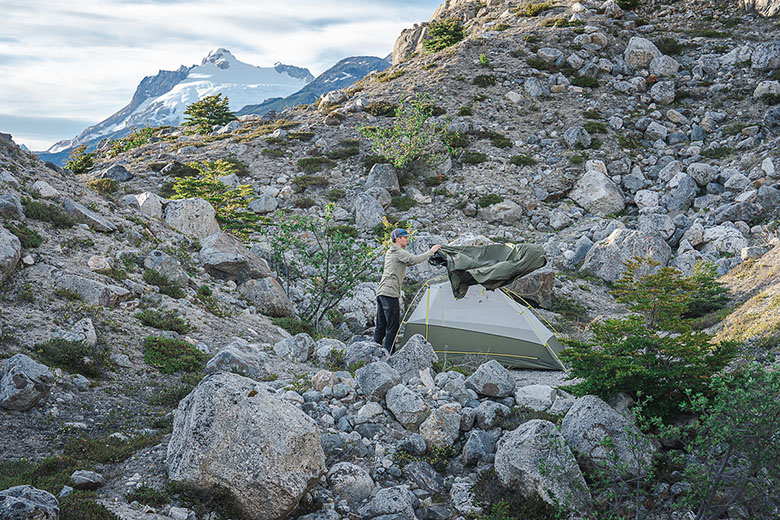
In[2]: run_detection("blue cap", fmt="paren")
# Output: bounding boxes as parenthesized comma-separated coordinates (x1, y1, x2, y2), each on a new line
(390, 228, 408, 241)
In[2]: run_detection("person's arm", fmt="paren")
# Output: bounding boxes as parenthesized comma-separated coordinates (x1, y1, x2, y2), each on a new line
(397, 244, 441, 266)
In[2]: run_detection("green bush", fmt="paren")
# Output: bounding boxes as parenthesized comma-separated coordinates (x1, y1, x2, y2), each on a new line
(462, 151, 488, 165)
(326, 348, 347, 370)
(326, 146, 360, 160)
(297, 157, 334, 173)
(479, 193, 504, 207)
(618, 134, 644, 149)
(126, 484, 169, 507)
(473, 75, 496, 87)
(682, 261, 730, 319)
(0, 456, 79, 497)
(569, 152, 588, 164)
(615, 0, 640, 9)
(442, 130, 469, 150)
(701, 146, 733, 159)
(294, 196, 316, 208)
(271, 317, 315, 336)
(182, 93, 237, 135)
(61, 495, 120, 520)
(63, 434, 162, 464)
(136, 309, 192, 334)
(423, 19, 466, 52)
(571, 75, 599, 88)
(53, 287, 83, 301)
(166, 482, 245, 520)
(262, 148, 285, 158)
(108, 127, 156, 157)
(761, 93, 780, 105)
(65, 145, 95, 174)
(34, 338, 108, 377)
(583, 109, 603, 119)
(362, 154, 390, 172)
(5, 222, 43, 248)
(525, 57, 557, 72)
(583, 121, 607, 134)
(510, 154, 537, 166)
(21, 198, 75, 228)
(292, 174, 329, 192)
(458, 105, 473, 116)
(143, 269, 186, 299)
(391, 196, 417, 211)
(490, 134, 512, 149)
(513, 1, 556, 16)
(142, 336, 208, 374)
(365, 101, 398, 117)
(86, 178, 118, 195)
(327, 188, 346, 201)
(655, 36, 683, 55)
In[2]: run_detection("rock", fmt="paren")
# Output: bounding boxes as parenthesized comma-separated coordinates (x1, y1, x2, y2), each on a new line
(143, 249, 189, 287)
(687, 163, 717, 187)
(359, 485, 417, 518)
(386, 384, 430, 429)
(0, 354, 54, 411)
(56, 274, 130, 307)
(238, 277, 295, 318)
(167, 373, 325, 520)
(754, 80, 780, 99)
(563, 126, 591, 148)
(649, 81, 675, 105)
(0, 485, 59, 520)
(740, 0, 780, 16)
(505, 267, 555, 308)
(366, 163, 400, 195)
(313, 338, 347, 366)
(766, 106, 780, 130)
(537, 47, 563, 63)
(514, 384, 556, 412)
(649, 55, 680, 76)
(403, 461, 445, 494)
(0, 226, 21, 282)
(751, 41, 780, 71)
(465, 360, 516, 397)
(63, 199, 117, 232)
(634, 189, 660, 211)
(164, 198, 220, 238)
(205, 338, 270, 379)
(480, 199, 525, 225)
(0, 193, 23, 219)
(495, 420, 592, 513)
(57, 317, 98, 347)
(345, 341, 388, 367)
(462, 429, 500, 466)
(714, 201, 763, 224)
(561, 395, 656, 477)
(135, 192, 165, 218)
(569, 170, 625, 216)
(663, 173, 698, 212)
(99, 164, 133, 182)
(199, 232, 271, 282)
(450, 476, 483, 516)
(624, 37, 661, 69)
(248, 193, 278, 214)
(327, 462, 373, 505)
(645, 120, 669, 141)
(354, 192, 385, 231)
(639, 214, 675, 241)
(758, 185, 780, 212)
(388, 334, 438, 382)
(524, 77, 550, 97)
(356, 361, 401, 401)
(581, 229, 671, 282)
(31, 180, 58, 198)
(70, 470, 106, 490)
(420, 403, 462, 449)
(702, 225, 748, 255)
(273, 333, 315, 362)
(474, 400, 512, 429)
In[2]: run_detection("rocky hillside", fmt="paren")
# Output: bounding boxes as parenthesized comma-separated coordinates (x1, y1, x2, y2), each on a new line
(2, 0, 780, 519)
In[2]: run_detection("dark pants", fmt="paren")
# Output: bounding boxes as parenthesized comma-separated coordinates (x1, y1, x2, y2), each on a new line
(373, 295, 400, 353)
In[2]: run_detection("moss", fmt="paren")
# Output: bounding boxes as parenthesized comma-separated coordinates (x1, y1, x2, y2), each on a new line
(166, 482, 246, 520)
(701, 146, 733, 159)
(479, 193, 504, 207)
(462, 151, 489, 165)
(655, 36, 683, 55)
(362, 155, 390, 172)
(262, 148, 286, 158)
(136, 309, 192, 334)
(61, 495, 120, 520)
(288, 131, 315, 141)
(142, 336, 208, 374)
(86, 178, 118, 195)
(423, 19, 465, 52)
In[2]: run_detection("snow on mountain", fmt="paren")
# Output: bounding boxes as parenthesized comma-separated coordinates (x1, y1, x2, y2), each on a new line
(39, 49, 313, 164)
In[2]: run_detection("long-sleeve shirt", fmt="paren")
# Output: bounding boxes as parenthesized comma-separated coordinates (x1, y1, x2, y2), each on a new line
(376, 245, 434, 298)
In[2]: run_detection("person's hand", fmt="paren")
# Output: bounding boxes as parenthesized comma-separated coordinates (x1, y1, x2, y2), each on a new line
(431, 244, 442, 253)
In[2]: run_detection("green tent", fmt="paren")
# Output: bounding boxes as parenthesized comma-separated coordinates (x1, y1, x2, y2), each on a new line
(400, 282, 565, 370)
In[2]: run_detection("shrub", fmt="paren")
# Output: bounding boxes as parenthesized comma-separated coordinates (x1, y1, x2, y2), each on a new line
(569, 152, 588, 164)
(143, 269, 186, 299)
(297, 157, 334, 173)
(513, 1, 556, 16)
(262, 148, 285, 157)
(326, 146, 360, 160)
(327, 188, 346, 201)
(365, 101, 398, 116)
(458, 105, 473, 116)
(292, 174, 329, 192)
(525, 57, 557, 72)
(271, 317, 315, 336)
(182, 93, 237, 135)
(53, 287, 82, 301)
(34, 338, 108, 377)
(86, 178, 118, 195)
(362, 154, 390, 172)
(682, 261, 730, 319)
(294, 196, 316, 208)
(108, 127, 156, 157)
(391, 196, 417, 211)
(494, 23, 511, 31)
(6, 222, 43, 248)
(571, 75, 599, 88)
(136, 309, 192, 334)
(542, 17, 584, 28)
(142, 336, 208, 374)
(490, 134, 512, 149)
(423, 19, 466, 52)
(583, 121, 607, 134)
(360, 92, 451, 170)
(21, 198, 75, 228)
(166, 482, 245, 520)
(618, 134, 644, 149)
(583, 109, 603, 119)
(126, 484, 169, 507)
(0, 456, 79, 497)
(510, 154, 537, 166)
(442, 130, 469, 150)
(473, 75, 496, 87)
(655, 36, 683, 55)
(61, 496, 120, 520)
(479, 193, 504, 207)
(63, 434, 162, 464)
(462, 151, 488, 165)
(701, 146, 733, 159)
(761, 92, 780, 105)
(375, 69, 406, 83)
(615, 0, 640, 9)
(326, 348, 347, 370)
(65, 145, 95, 174)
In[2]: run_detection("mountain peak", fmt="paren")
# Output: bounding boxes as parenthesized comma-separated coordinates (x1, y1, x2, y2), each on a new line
(202, 48, 238, 69)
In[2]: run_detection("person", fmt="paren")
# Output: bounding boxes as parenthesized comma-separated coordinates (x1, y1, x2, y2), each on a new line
(374, 228, 441, 353)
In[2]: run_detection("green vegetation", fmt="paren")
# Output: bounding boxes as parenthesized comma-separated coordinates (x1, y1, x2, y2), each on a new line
(65, 144, 95, 174)
(461, 151, 488, 165)
(136, 308, 192, 334)
(569, 152, 588, 164)
(375, 69, 406, 83)
(108, 127, 156, 157)
(473, 75, 496, 87)
(583, 120, 607, 134)
(688, 27, 732, 38)
(166, 482, 245, 520)
(271, 317, 315, 336)
(513, 1, 556, 17)
(548, 294, 587, 321)
(655, 36, 683, 55)
(442, 130, 469, 150)
(615, 0, 640, 9)
(142, 336, 208, 374)
(53, 287, 83, 301)
(509, 154, 537, 166)
(362, 154, 390, 172)
(182, 93, 237, 135)
(292, 174, 329, 192)
(5, 221, 43, 248)
(327, 188, 346, 201)
(618, 133, 644, 149)
(479, 193, 504, 207)
(86, 178, 118, 195)
(365, 100, 398, 116)
(33, 338, 109, 377)
(494, 23, 511, 31)
(479, 53, 492, 68)
(542, 17, 584, 28)
(391, 196, 417, 211)
(472, 469, 560, 519)
(571, 75, 599, 88)
(195, 285, 231, 318)
(143, 269, 186, 299)
(560, 258, 737, 420)
(296, 157, 335, 173)
(22, 198, 75, 228)
(490, 134, 512, 149)
(761, 93, 780, 105)
(126, 484, 169, 507)
(262, 148, 285, 158)
(423, 19, 466, 52)
(326, 145, 360, 160)
(525, 57, 557, 72)
(701, 146, 733, 159)
(583, 109, 603, 119)
(458, 105, 473, 116)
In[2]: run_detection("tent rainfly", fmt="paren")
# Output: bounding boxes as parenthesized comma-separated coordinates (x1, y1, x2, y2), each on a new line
(400, 282, 565, 370)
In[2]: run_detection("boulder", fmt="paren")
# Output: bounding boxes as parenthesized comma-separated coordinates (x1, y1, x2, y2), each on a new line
(0, 485, 58, 520)
(581, 229, 672, 282)
(514, 384, 556, 412)
(419, 402, 462, 449)
(166, 373, 325, 520)
(480, 199, 525, 225)
(313, 338, 347, 366)
(465, 360, 516, 397)
(70, 470, 106, 490)
(365, 163, 400, 195)
(238, 278, 295, 318)
(505, 267, 555, 308)
(326, 462, 373, 506)
(248, 193, 278, 214)
(359, 485, 417, 518)
(205, 338, 270, 379)
(164, 198, 220, 238)
(524, 77, 550, 98)
(645, 120, 669, 141)
(740, 0, 780, 16)
(345, 341, 388, 367)
(393, 23, 428, 65)
(702, 225, 748, 255)
(56, 274, 130, 307)
(355, 361, 401, 401)
(199, 232, 271, 282)
(462, 429, 501, 466)
(99, 164, 133, 182)
(624, 37, 661, 69)
(754, 80, 780, 99)
(561, 395, 656, 477)
(30, 180, 58, 199)
(388, 334, 438, 382)
(663, 173, 698, 212)
(713, 201, 763, 224)
(354, 192, 385, 231)
(143, 249, 189, 287)
(273, 333, 315, 362)
(649, 55, 680, 76)
(638, 214, 675, 241)
(751, 41, 780, 71)
(569, 170, 625, 216)
(386, 384, 430, 429)
(649, 81, 676, 105)
(563, 126, 591, 149)
(135, 192, 165, 219)
(63, 199, 117, 232)
(0, 354, 54, 411)
(686, 163, 718, 187)
(474, 400, 512, 429)
(495, 420, 592, 513)
(0, 193, 23, 219)
(0, 226, 21, 282)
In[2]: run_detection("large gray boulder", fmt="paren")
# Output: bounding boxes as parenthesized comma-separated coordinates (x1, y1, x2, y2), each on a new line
(143, 249, 189, 288)
(0, 193, 23, 219)
(480, 199, 525, 226)
(199, 232, 271, 282)
(624, 36, 661, 69)
(164, 198, 220, 238)
(238, 278, 295, 318)
(465, 360, 516, 398)
(569, 170, 625, 216)
(563, 126, 591, 149)
(99, 164, 133, 182)
(166, 373, 325, 520)
(0, 226, 21, 282)
(366, 163, 400, 195)
(495, 420, 592, 513)
(355, 361, 401, 401)
(326, 462, 373, 506)
(419, 403, 462, 449)
(751, 41, 780, 71)
(0, 485, 59, 520)
(273, 333, 315, 362)
(55, 274, 131, 307)
(360, 485, 417, 518)
(70, 470, 106, 490)
(0, 354, 54, 411)
(561, 395, 656, 478)
(205, 338, 270, 379)
(386, 384, 430, 429)
(345, 341, 388, 367)
(740, 0, 780, 16)
(135, 192, 165, 218)
(388, 334, 438, 382)
(63, 199, 117, 232)
(354, 193, 385, 231)
(580, 229, 672, 282)
(514, 384, 557, 412)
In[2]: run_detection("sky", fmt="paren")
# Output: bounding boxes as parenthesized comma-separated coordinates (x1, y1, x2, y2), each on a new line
(0, 0, 442, 151)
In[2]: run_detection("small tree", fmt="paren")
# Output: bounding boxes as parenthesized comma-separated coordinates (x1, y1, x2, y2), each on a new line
(360, 92, 451, 170)
(65, 144, 95, 174)
(182, 94, 237, 135)
(423, 19, 466, 52)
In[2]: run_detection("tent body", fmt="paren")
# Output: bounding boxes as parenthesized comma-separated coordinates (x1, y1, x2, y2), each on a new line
(400, 282, 565, 370)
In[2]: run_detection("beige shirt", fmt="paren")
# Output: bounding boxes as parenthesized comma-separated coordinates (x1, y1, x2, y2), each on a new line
(377, 245, 435, 298)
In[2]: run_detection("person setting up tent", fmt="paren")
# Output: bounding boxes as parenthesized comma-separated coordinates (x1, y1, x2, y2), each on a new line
(374, 228, 441, 353)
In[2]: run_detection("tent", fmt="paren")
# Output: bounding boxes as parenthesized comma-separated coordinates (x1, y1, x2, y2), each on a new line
(399, 282, 566, 370)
